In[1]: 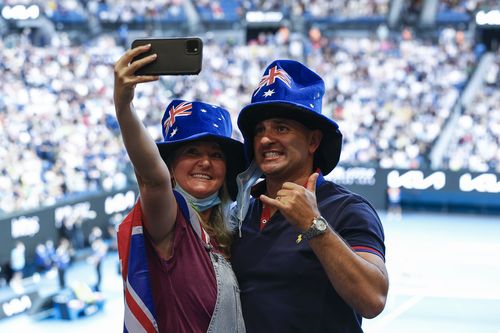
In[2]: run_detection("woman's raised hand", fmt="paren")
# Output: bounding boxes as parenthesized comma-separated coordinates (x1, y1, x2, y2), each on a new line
(113, 44, 159, 111)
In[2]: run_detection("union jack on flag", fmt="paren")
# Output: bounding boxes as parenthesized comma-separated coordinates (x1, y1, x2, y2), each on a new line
(163, 101, 192, 131)
(253, 66, 292, 96)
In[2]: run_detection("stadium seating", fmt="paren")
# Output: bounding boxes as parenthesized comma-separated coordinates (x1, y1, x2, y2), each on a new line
(0, 0, 496, 215)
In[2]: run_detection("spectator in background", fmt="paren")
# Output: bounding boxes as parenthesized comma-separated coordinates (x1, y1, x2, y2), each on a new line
(88, 225, 103, 245)
(60, 215, 85, 250)
(45, 239, 56, 263)
(53, 238, 72, 289)
(9, 241, 26, 292)
(387, 186, 402, 221)
(34, 243, 53, 274)
(87, 227, 108, 291)
(107, 213, 122, 253)
(107, 213, 122, 275)
(44, 239, 58, 278)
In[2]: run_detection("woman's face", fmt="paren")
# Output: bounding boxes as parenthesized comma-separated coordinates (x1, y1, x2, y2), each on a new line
(171, 141, 226, 199)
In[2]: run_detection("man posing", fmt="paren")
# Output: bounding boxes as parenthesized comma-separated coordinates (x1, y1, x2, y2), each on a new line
(231, 59, 388, 333)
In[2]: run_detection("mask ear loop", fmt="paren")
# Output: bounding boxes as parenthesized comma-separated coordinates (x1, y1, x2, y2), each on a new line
(231, 160, 262, 237)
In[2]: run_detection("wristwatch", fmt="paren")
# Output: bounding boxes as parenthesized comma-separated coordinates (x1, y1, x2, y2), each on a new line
(302, 216, 329, 241)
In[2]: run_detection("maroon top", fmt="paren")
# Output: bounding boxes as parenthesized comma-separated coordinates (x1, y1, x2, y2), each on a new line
(145, 208, 217, 333)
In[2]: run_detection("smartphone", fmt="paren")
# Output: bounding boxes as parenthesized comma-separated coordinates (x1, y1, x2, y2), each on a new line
(131, 37, 203, 75)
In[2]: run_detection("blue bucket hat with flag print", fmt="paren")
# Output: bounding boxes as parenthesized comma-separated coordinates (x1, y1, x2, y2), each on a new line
(237, 59, 343, 175)
(156, 100, 245, 200)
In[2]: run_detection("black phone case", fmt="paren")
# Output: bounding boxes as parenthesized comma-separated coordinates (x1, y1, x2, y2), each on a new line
(131, 37, 203, 75)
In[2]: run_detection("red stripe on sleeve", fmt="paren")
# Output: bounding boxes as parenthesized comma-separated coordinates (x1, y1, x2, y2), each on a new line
(352, 245, 384, 260)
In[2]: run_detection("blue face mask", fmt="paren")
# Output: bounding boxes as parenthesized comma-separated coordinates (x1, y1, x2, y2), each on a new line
(174, 184, 221, 212)
(229, 160, 263, 237)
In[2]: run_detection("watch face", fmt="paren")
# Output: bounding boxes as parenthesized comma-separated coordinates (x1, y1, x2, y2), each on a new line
(315, 217, 327, 231)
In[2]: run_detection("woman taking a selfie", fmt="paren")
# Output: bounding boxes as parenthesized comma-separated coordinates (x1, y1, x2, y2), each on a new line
(114, 44, 246, 333)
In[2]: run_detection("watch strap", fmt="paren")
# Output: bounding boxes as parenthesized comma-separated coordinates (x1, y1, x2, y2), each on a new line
(301, 216, 328, 241)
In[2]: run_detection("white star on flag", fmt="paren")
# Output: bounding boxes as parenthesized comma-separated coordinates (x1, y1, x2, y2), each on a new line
(170, 127, 178, 137)
(263, 89, 275, 97)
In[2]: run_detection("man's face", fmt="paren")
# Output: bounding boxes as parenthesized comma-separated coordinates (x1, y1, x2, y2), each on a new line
(252, 118, 322, 181)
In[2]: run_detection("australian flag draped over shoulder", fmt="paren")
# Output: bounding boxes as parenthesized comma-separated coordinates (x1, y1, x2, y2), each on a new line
(117, 192, 204, 333)
(118, 200, 159, 333)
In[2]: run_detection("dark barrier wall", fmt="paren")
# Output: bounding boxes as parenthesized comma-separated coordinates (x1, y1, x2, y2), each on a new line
(325, 166, 387, 209)
(328, 167, 500, 213)
(2, 168, 499, 264)
(384, 169, 500, 212)
(0, 187, 139, 264)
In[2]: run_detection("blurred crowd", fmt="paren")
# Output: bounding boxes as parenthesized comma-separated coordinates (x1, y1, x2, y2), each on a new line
(2, 0, 186, 23)
(83, 0, 186, 23)
(0, 33, 131, 213)
(1, 23, 492, 216)
(313, 27, 477, 169)
(196, 0, 389, 20)
(2, 0, 493, 25)
(292, 0, 390, 18)
(444, 53, 500, 172)
(195, 0, 493, 20)
(437, 0, 498, 14)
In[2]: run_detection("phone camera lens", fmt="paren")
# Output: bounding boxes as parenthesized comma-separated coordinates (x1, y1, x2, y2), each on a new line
(186, 40, 200, 54)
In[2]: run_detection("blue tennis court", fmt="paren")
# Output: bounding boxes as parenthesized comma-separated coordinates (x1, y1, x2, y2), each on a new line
(364, 212, 500, 333)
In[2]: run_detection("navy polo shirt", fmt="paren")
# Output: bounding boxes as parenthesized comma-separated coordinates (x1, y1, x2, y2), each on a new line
(231, 174, 385, 333)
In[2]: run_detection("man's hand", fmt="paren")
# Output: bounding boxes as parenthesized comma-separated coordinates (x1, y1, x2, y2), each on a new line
(260, 173, 321, 231)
